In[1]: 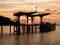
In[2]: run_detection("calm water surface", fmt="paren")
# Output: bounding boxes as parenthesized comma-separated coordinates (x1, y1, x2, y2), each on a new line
(0, 26, 60, 45)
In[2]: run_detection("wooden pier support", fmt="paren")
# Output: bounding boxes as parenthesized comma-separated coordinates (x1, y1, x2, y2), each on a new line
(1, 25, 3, 35)
(16, 16, 21, 35)
(26, 16, 30, 34)
(28, 25, 30, 33)
(13, 26, 16, 32)
(31, 17, 33, 33)
(35, 25, 37, 33)
(22, 25, 25, 34)
(10, 25, 11, 34)
(26, 17, 28, 34)
(26, 25, 30, 34)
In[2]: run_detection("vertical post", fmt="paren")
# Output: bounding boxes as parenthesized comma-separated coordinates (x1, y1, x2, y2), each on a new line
(31, 17, 33, 33)
(13, 26, 15, 32)
(17, 16, 20, 35)
(40, 16, 43, 32)
(22, 24, 25, 34)
(1, 25, 3, 35)
(26, 16, 31, 34)
(40, 16, 43, 24)
(10, 25, 11, 34)
(13, 25, 15, 34)
(35, 25, 37, 33)
(28, 25, 30, 34)
(26, 16, 28, 34)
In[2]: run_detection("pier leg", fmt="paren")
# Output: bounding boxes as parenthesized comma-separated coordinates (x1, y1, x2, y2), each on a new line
(26, 25, 30, 34)
(13, 26, 15, 32)
(22, 25, 25, 34)
(40, 17, 43, 24)
(32, 25, 33, 33)
(10, 25, 11, 34)
(40, 16, 43, 32)
(26, 25, 28, 34)
(16, 16, 20, 35)
(1, 26, 3, 35)
(35, 26, 37, 33)
(26, 17, 28, 34)
(28, 25, 30, 33)
(17, 25, 20, 35)
(13, 26, 15, 34)
(31, 17, 33, 33)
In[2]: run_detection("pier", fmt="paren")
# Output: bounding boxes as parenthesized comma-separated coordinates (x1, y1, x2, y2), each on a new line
(0, 11, 56, 35)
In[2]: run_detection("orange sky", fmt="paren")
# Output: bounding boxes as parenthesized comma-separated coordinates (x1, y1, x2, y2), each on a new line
(0, 0, 60, 24)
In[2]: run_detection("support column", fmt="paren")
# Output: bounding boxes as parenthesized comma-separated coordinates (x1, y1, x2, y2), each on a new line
(40, 16, 43, 32)
(26, 16, 30, 34)
(17, 16, 20, 35)
(1, 25, 3, 35)
(26, 16, 28, 34)
(40, 16, 43, 24)
(13, 26, 15, 34)
(35, 25, 37, 33)
(22, 24, 25, 34)
(31, 17, 33, 33)
(10, 25, 11, 34)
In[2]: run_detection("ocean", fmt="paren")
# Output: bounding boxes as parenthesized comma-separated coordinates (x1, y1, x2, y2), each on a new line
(0, 26, 60, 45)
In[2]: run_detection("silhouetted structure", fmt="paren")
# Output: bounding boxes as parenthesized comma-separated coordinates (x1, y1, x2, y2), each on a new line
(0, 16, 15, 34)
(32, 13, 50, 32)
(40, 22, 56, 32)
(13, 11, 36, 34)
(32, 13, 50, 23)
(0, 16, 14, 25)
(0, 12, 56, 34)
(1, 26, 3, 35)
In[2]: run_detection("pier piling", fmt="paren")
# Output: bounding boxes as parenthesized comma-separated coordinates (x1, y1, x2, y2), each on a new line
(1, 25, 3, 35)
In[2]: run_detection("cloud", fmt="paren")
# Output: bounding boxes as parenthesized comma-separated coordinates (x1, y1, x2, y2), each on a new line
(0, 0, 60, 10)
(39, 1, 60, 9)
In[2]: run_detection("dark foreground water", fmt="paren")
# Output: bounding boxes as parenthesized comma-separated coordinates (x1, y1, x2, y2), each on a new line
(0, 26, 60, 45)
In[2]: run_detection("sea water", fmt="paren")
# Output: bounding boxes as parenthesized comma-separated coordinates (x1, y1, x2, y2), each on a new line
(0, 26, 60, 45)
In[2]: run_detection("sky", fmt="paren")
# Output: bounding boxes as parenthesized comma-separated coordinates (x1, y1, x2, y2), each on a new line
(0, 0, 60, 24)
(0, 0, 60, 10)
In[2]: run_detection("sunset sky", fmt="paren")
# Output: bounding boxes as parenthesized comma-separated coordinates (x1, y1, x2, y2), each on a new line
(0, 0, 60, 24)
(0, 0, 60, 10)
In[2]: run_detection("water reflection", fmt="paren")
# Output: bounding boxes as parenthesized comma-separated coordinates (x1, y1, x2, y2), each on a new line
(0, 26, 60, 45)
(14, 35, 20, 45)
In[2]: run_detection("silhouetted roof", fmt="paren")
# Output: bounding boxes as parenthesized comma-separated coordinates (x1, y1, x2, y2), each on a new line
(13, 11, 36, 16)
(32, 13, 50, 17)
